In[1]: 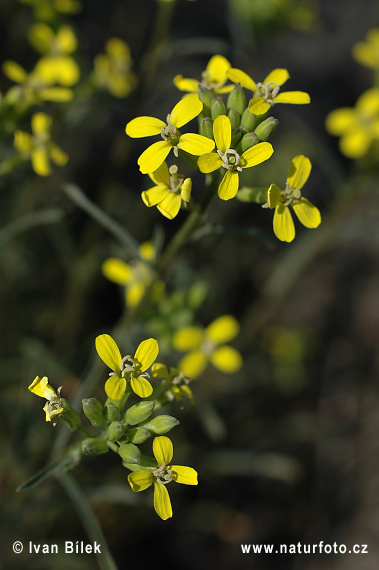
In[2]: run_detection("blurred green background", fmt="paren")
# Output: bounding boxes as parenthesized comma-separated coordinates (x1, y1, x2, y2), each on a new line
(1, 0, 379, 569)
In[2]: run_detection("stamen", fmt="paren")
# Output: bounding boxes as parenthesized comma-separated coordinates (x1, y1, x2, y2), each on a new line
(217, 148, 242, 172)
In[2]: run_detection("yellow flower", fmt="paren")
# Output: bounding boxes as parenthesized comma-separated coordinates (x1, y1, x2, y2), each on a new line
(14, 112, 68, 176)
(28, 376, 64, 423)
(128, 436, 198, 520)
(152, 363, 194, 405)
(197, 114, 273, 200)
(173, 54, 233, 97)
(325, 88, 379, 159)
(19, 0, 81, 22)
(141, 162, 192, 219)
(94, 38, 137, 98)
(263, 155, 321, 242)
(95, 334, 159, 399)
(352, 28, 379, 70)
(173, 315, 242, 378)
(227, 67, 310, 115)
(29, 23, 80, 87)
(125, 98, 215, 174)
(2, 60, 74, 102)
(102, 242, 163, 307)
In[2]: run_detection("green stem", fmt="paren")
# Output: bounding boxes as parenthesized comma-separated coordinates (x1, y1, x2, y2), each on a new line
(57, 472, 119, 570)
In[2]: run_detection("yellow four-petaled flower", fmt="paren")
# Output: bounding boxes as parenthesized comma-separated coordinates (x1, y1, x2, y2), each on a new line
(28, 375, 64, 423)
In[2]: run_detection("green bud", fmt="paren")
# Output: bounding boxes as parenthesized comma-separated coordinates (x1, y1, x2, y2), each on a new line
(82, 398, 104, 427)
(241, 108, 259, 131)
(118, 443, 141, 464)
(254, 117, 279, 141)
(211, 97, 226, 121)
(107, 421, 126, 442)
(199, 117, 214, 140)
(104, 403, 120, 423)
(237, 132, 259, 154)
(124, 401, 155, 426)
(198, 85, 214, 111)
(81, 438, 109, 456)
(227, 83, 246, 115)
(230, 126, 248, 149)
(61, 400, 81, 431)
(228, 108, 240, 130)
(139, 415, 180, 435)
(127, 427, 151, 444)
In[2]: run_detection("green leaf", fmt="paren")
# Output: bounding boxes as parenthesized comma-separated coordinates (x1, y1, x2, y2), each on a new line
(16, 450, 80, 492)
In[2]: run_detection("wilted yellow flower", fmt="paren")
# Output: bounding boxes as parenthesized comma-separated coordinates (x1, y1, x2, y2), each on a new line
(173, 315, 242, 378)
(14, 112, 68, 176)
(96, 334, 159, 399)
(128, 436, 198, 520)
(28, 376, 64, 423)
(325, 88, 379, 159)
(263, 155, 321, 242)
(152, 363, 194, 405)
(352, 28, 379, 70)
(174, 54, 233, 97)
(142, 162, 192, 219)
(94, 38, 137, 97)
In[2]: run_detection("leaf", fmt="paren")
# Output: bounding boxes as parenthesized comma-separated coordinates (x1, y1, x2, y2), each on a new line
(16, 449, 80, 492)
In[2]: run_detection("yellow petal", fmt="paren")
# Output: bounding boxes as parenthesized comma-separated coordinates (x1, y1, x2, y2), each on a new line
(128, 470, 153, 492)
(142, 185, 170, 207)
(148, 161, 170, 185)
(326, 107, 357, 135)
(139, 241, 155, 261)
(153, 436, 173, 465)
(32, 112, 52, 135)
(248, 97, 271, 115)
(171, 466, 198, 485)
(39, 87, 74, 102)
(340, 129, 371, 159)
(197, 152, 222, 173)
(2, 61, 27, 83)
(273, 204, 295, 242)
(56, 26, 78, 53)
(173, 75, 199, 93)
(210, 345, 243, 373)
(130, 375, 153, 398)
(31, 149, 51, 176)
(292, 198, 321, 229)
(157, 192, 182, 219)
(213, 114, 231, 152)
(241, 141, 274, 168)
(106, 37, 130, 58)
(134, 338, 159, 373)
(126, 283, 145, 307)
(152, 363, 170, 379)
(126, 116, 166, 138)
(227, 68, 257, 91)
(267, 183, 281, 209)
(173, 327, 203, 350)
(178, 350, 208, 379)
(206, 315, 240, 344)
(274, 91, 310, 105)
(263, 68, 290, 86)
(28, 376, 57, 400)
(102, 258, 132, 284)
(95, 333, 122, 373)
(104, 374, 126, 400)
(287, 155, 312, 190)
(356, 88, 379, 115)
(218, 170, 239, 200)
(49, 143, 69, 166)
(206, 55, 231, 84)
(14, 130, 32, 153)
(35, 56, 80, 86)
(177, 133, 215, 155)
(28, 23, 54, 53)
(170, 97, 203, 128)
(153, 481, 172, 520)
(180, 178, 192, 202)
(138, 141, 171, 174)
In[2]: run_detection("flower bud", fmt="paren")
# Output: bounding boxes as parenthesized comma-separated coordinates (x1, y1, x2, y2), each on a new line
(237, 132, 259, 154)
(254, 117, 279, 141)
(211, 97, 226, 121)
(241, 108, 259, 131)
(199, 117, 214, 140)
(230, 126, 247, 149)
(227, 83, 246, 116)
(228, 108, 240, 130)
(107, 421, 126, 442)
(104, 403, 120, 423)
(127, 427, 151, 444)
(61, 400, 81, 431)
(139, 415, 180, 435)
(82, 398, 104, 427)
(124, 401, 155, 425)
(81, 438, 109, 456)
(198, 85, 214, 112)
(118, 443, 141, 464)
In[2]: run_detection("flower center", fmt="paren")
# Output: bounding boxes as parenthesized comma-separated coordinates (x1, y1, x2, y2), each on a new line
(153, 461, 173, 485)
(161, 114, 180, 153)
(217, 148, 242, 171)
(282, 182, 302, 206)
(256, 81, 280, 105)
